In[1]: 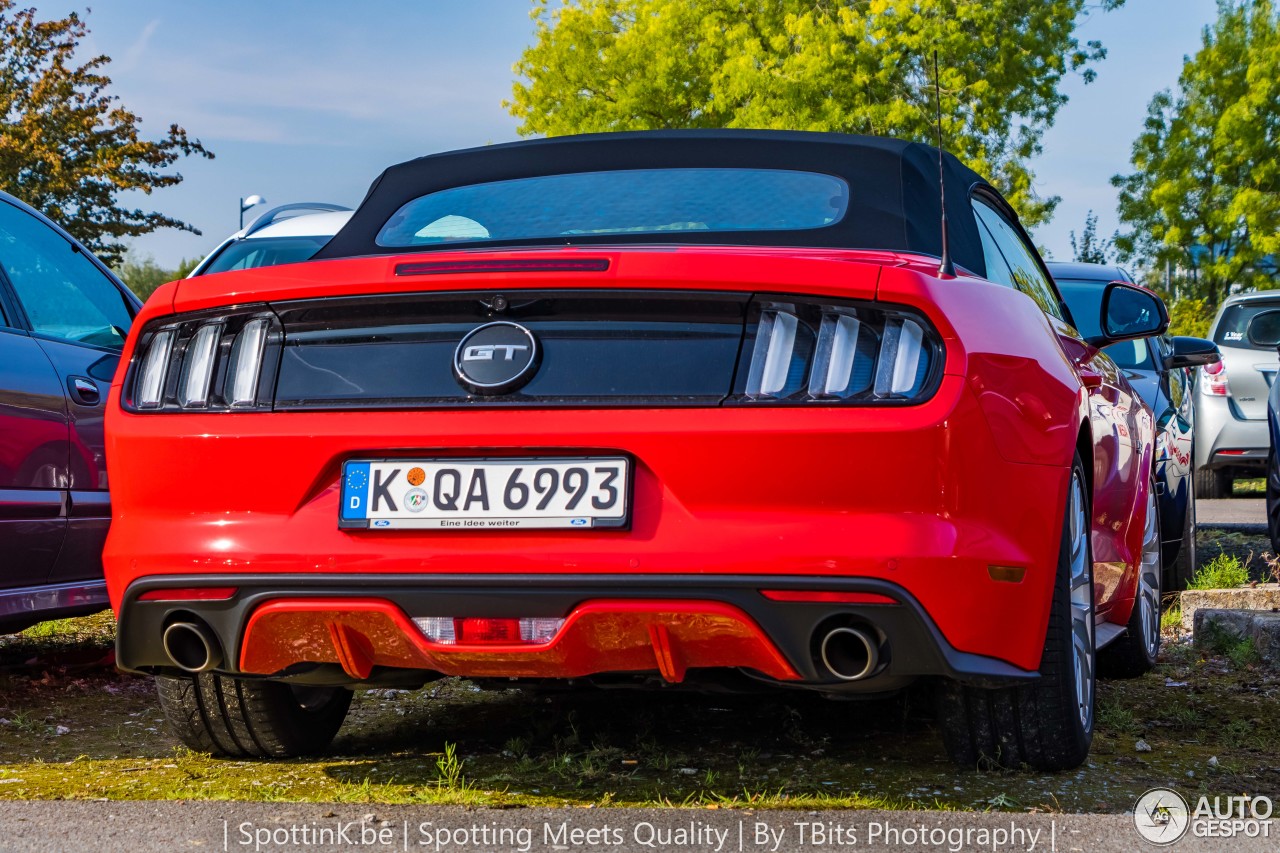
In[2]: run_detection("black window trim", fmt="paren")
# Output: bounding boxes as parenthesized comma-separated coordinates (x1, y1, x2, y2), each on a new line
(968, 187, 1071, 324)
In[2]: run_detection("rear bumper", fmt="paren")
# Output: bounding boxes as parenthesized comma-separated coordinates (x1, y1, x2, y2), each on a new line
(115, 573, 1037, 692)
(1195, 396, 1269, 470)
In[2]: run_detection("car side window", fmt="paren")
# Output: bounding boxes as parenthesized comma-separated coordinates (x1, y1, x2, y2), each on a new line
(975, 217, 1017, 290)
(972, 199, 1064, 321)
(0, 200, 132, 349)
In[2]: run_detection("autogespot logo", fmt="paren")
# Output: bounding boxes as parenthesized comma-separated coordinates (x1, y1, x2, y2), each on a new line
(1134, 788, 1191, 845)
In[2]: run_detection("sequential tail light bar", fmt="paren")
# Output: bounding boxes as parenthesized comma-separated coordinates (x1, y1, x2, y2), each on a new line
(734, 297, 943, 405)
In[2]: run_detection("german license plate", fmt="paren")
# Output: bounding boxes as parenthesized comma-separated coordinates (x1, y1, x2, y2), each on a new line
(339, 457, 630, 530)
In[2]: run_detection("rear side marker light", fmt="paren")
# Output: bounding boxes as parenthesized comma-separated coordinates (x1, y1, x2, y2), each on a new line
(395, 258, 610, 276)
(138, 587, 238, 601)
(987, 566, 1026, 583)
(760, 590, 898, 605)
(412, 616, 566, 646)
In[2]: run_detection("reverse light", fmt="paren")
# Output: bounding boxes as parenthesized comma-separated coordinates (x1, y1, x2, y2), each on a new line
(739, 299, 941, 404)
(1201, 360, 1229, 396)
(412, 616, 566, 646)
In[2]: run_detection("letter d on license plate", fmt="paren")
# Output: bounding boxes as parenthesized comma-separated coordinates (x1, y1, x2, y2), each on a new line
(339, 457, 630, 530)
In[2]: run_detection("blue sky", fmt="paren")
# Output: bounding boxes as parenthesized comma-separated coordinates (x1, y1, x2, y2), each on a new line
(37, 0, 1220, 267)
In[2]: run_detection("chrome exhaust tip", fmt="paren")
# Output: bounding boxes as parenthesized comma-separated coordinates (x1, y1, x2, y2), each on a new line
(819, 627, 878, 681)
(162, 620, 224, 673)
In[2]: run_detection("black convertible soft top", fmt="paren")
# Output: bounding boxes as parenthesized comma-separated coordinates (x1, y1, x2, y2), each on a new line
(316, 129, 998, 276)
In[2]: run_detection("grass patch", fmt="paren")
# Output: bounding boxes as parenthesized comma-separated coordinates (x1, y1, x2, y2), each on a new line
(1188, 554, 1249, 590)
(2, 616, 1279, 813)
(1232, 478, 1265, 496)
(1160, 602, 1182, 632)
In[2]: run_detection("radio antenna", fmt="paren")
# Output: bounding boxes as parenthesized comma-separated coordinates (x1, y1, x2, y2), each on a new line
(932, 50, 955, 279)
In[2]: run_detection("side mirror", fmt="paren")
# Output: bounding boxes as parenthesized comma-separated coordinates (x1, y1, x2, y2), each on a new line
(1163, 336, 1220, 370)
(1246, 309, 1280, 348)
(1090, 282, 1169, 346)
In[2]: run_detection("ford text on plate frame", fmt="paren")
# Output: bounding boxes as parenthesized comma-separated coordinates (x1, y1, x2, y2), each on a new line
(339, 457, 630, 530)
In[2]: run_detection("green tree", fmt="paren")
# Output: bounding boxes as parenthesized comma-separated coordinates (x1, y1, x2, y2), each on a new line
(0, 3, 212, 265)
(1113, 0, 1279, 311)
(1069, 210, 1113, 264)
(507, 0, 1125, 227)
(114, 251, 200, 301)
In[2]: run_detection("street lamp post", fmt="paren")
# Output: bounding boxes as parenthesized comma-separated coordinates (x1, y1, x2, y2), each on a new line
(239, 194, 266, 229)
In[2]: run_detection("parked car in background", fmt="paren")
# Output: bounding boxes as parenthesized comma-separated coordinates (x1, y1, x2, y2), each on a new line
(187, 203, 352, 277)
(1194, 292, 1280, 497)
(1049, 262, 1219, 589)
(107, 131, 1173, 771)
(0, 191, 140, 632)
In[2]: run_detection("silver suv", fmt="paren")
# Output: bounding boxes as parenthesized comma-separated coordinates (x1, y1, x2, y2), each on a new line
(1195, 292, 1280, 497)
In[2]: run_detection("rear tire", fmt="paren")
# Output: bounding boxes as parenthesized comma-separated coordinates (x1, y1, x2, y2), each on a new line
(155, 673, 351, 758)
(1099, 481, 1162, 678)
(1195, 467, 1230, 499)
(936, 454, 1095, 771)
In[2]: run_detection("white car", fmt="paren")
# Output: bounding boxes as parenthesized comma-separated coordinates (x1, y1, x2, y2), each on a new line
(189, 203, 352, 277)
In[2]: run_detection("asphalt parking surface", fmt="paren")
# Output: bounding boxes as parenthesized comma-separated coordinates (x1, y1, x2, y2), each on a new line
(1197, 498, 1266, 533)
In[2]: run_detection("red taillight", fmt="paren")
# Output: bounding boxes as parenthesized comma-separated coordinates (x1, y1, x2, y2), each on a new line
(138, 587, 238, 601)
(759, 590, 897, 605)
(1217, 449, 1247, 456)
(1202, 361, 1229, 396)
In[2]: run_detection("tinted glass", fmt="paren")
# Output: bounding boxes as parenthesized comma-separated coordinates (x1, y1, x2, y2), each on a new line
(1248, 310, 1280, 347)
(1215, 302, 1280, 350)
(0, 200, 132, 348)
(976, 219, 1017, 289)
(376, 169, 850, 247)
(1057, 280, 1154, 369)
(972, 200, 1063, 320)
(203, 235, 331, 274)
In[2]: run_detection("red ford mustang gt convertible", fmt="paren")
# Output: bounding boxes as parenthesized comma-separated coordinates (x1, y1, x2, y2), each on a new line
(105, 131, 1168, 770)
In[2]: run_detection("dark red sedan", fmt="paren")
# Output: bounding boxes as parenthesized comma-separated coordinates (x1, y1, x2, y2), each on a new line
(105, 131, 1167, 770)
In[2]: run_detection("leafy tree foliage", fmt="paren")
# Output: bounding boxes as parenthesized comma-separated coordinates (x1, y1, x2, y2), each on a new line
(1113, 0, 1279, 310)
(507, 0, 1125, 227)
(1069, 209, 1113, 264)
(0, 3, 212, 265)
(114, 252, 200, 301)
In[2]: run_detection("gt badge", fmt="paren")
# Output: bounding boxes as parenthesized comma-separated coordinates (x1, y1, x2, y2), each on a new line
(453, 321, 541, 395)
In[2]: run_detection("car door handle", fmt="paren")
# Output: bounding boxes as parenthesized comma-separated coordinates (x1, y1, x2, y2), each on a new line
(68, 376, 101, 406)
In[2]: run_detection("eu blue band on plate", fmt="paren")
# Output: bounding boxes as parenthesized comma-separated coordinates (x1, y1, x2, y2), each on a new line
(341, 462, 372, 520)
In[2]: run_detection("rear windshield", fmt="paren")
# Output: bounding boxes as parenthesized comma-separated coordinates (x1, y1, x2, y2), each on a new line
(1214, 302, 1280, 350)
(1056, 280, 1154, 370)
(202, 236, 331, 275)
(374, 168, 850, 248)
